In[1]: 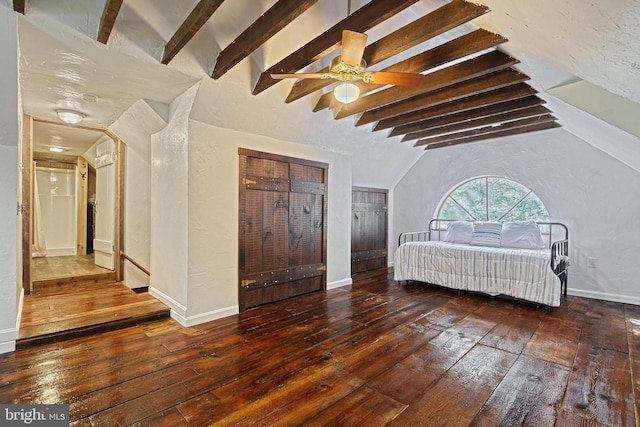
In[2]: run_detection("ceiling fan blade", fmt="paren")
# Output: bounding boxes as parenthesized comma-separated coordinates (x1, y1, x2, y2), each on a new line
(367, 71, 425, 86)
(340, 30, 367, 66)
(270, 73, 326, 80)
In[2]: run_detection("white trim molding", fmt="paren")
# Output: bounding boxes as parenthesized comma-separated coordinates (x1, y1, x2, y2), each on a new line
(0, 328, 18, 354)
(148, 286, 187, 325)
(568, 288, 640, 306)
(182, 306, 239, 327)
(328, 277, 352, 290)
(148, 286, 238, 327)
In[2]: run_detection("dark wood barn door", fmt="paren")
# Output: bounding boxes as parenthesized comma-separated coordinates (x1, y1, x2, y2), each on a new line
(351, 187, 388, 274)
(238, 149, 328, 311)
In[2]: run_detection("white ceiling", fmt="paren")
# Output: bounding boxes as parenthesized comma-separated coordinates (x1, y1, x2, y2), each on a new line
(10, 0, 640, 186)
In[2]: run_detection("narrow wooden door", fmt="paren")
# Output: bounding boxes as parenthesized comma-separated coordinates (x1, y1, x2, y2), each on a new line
(351, 187, 388, 274)
(238, 148, 328, 311)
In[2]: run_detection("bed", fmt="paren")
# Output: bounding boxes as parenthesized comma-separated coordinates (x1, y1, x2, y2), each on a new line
(394, 220, 569, 307)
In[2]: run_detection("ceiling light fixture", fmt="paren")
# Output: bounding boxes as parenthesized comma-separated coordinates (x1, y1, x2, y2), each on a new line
(56, 109, 85, 124)
(334, 82, 360, 104)
(49, 147, 64, 153)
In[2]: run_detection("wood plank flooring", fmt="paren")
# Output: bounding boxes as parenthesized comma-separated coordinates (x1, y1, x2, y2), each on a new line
(21, 254, 166, 347)
(31, 254, 114, 282)
(2, 269, 639, 426)
(18, 280, 171, 347)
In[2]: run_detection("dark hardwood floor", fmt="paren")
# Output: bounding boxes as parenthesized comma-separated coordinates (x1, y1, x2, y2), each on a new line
(2, 269, 638, 426)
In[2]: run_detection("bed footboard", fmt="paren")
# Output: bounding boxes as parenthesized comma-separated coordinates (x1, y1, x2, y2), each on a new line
(551, 239, 569, 297)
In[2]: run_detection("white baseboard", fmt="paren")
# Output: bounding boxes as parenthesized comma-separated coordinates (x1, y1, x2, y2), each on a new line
(568, 288, 640, 305)
(0, 289, 24, 354)
(148, 286, 238, 327)
(0, 328, 18, 354)
(148, 286, 186, 321)
(181, 306, 239, 327)
(328, 277, 352, 290)
(0, 340, 16, 354)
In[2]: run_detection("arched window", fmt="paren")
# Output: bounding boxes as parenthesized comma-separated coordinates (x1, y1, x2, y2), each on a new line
(436, 176, 549, 222)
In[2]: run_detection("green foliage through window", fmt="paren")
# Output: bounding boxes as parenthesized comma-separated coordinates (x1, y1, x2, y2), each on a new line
(437, 176, 549, 222)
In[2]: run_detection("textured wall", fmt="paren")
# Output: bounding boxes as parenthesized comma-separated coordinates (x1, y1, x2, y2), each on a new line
(393, 127, 640, 304)
(0, 6, 19, 353)
(186, 120, 353, 323)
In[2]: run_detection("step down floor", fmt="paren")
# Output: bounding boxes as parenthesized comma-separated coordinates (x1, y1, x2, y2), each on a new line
(18, 279, 170, 348)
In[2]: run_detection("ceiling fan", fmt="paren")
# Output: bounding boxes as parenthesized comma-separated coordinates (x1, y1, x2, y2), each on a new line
(271, 30, 425, 104)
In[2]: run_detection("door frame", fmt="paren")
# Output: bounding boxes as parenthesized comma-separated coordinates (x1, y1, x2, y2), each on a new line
(21, 115, 125, 294)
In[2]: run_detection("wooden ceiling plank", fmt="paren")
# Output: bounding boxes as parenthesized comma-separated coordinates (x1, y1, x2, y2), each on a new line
(374, 83, 538, 131)
(357, 67, 528, 126)
(97, 0, 124, 44)
(415, 115, 557, 147)
(389, 95, 546, 136)
(252, 0, 420, 95)
(212, 0, 320, 79)
(423, 121, 562, 150)
(162, 0, 226, 65)
(13, 0, 25, 14)
(312, 28, 506, 109)
(286, 0, 491, 103)
(401, 105, 552, 141)
(334, 50, 518, 120)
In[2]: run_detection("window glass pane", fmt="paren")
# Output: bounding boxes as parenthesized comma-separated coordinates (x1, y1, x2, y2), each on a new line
(439, 198, 474, 221)
(437, 176, 549, 224)
(450, 178, 486, 221)
(487, 177, 528, 221)
(501, 193, 550, 222)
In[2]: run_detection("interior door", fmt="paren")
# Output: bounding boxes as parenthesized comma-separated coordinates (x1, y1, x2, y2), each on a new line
(238, 148, 328, 311)
(94, 139, 116, 270)
(351, 187, 388, 273)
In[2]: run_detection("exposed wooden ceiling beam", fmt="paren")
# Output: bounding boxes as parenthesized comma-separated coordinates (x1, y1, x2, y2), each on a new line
(13, 0, 25, 14)
(390, 95, 547, 137)
(212, 0, 320, 79)
(416, 114, 557, 146)
(252, 0, 420, 95)
(285, 0, 490, 103)
(162, 0, 226, 65)
(313, 28, 506, 111)
(375, 83, 539, 131)
(97, 0, 124, 44)
(401, 105, 552, 141)
(333, 50, 518, 120)
(357, 67, 528, 127)
(422, 121, 562, 150)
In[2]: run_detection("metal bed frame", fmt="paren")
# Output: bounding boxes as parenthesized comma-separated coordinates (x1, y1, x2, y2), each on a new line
(398, 219, 569, 297)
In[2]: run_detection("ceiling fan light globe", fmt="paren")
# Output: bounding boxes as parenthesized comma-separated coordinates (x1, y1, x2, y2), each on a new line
(334, 83, 360, 104)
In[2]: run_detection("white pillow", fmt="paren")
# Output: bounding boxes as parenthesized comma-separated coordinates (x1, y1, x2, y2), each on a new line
(443, 221, 473, 244)
(470, 221, 502, 247)
(501, 221, 545, 249)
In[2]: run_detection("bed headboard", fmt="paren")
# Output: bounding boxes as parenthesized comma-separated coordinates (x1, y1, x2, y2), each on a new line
(428, 219, 568, 248)
(399, 219, 568, 249)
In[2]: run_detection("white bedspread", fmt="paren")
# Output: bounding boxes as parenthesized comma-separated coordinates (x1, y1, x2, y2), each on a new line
(393, 241, 561, 307)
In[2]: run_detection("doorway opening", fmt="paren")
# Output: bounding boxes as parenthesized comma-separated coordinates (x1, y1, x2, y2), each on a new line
(22, 115, 125, 295)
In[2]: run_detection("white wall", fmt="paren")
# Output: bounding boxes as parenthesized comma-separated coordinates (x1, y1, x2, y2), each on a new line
(185, 120, 353, 324)
(393, 127, 640, 304)
(0, 7, 19, 353)
(147, 85, 199, 322)
(109, 99, 167, 289)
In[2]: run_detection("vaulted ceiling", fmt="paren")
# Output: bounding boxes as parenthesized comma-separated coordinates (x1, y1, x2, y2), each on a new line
(9, 0, 640, 181)
(21, 0, 564, 150)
